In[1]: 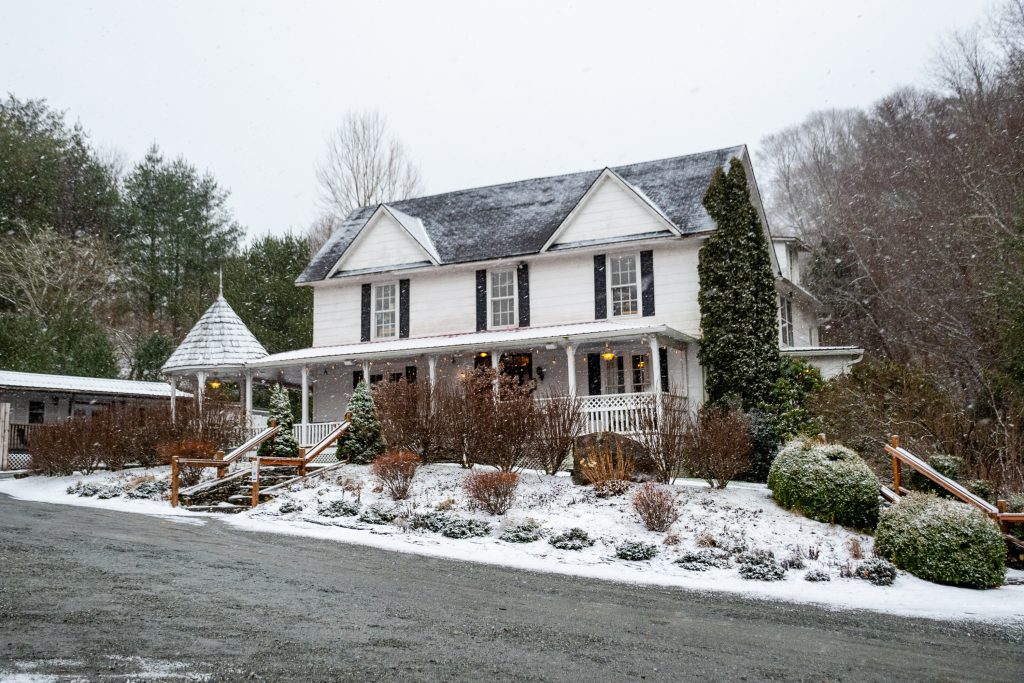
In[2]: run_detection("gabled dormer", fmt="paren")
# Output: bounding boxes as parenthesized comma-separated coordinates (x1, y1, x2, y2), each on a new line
(327, 204, 439, 278)
(541, 168, 680, 252)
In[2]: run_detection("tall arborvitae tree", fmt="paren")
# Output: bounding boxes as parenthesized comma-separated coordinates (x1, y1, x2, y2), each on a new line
(697, 158, 781, 409)
(337, 381, 385, 464)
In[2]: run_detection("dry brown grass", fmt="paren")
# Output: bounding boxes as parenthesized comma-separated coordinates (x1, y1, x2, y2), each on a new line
(577, 440, 635, 485)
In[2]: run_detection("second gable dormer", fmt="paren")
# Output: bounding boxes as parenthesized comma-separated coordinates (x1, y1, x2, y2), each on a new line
(542, 169, 679, 251)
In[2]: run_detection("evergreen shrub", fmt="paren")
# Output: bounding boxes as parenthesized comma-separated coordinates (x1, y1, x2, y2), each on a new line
(874, 493, 1006, 589)
(767, 439, 880, 529)
(616, 541, 659, 561)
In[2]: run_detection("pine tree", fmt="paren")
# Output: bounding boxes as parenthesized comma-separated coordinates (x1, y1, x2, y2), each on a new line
(337, 381, 386, 464)
(256, 384, 299, 459)
(698, 158, 781, 409)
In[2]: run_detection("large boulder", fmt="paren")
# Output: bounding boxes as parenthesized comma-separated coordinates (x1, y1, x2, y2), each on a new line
(571, 432, 657, 484)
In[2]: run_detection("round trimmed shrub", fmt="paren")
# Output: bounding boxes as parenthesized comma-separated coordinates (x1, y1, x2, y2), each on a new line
(767, 439, 880, 529)
(874, 493, 1006, 589)
(549, 528, 595, 551)
(615, 541, 658, 561)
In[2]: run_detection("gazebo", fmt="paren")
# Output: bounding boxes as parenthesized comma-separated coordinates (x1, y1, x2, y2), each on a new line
(162, 292, 269, 422)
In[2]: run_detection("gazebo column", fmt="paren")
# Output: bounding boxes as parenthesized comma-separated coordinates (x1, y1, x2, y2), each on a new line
(196, 370, 206, 414)
(564, 343, 577, 398)
(244, 370, 253, 426)
(169, 377, 177, 422)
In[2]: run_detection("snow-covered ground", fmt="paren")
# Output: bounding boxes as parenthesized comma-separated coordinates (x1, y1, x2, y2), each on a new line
(2, 463, 1022, 625)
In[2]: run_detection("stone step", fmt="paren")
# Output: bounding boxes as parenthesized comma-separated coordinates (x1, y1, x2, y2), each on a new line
(184, 503, 249, 514)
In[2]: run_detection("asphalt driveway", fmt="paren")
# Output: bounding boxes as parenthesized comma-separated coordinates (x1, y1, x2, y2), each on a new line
(0, 495, 1021, 681)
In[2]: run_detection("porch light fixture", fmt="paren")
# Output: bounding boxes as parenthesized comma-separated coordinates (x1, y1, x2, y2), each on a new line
(208, 379, 222, 390)
(478, 351, 489, 358)
(600, 344, 615, 361)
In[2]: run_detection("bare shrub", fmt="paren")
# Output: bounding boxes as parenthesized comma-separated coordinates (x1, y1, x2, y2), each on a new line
(372, 378, 444, 461)
(847, 537, 864, 560)
(683, 406, 753, 489)
(634, 393, 690, 483)
(631, 483, 680, 532)
(696, 532, 718, 548)
(577, 440, 635, 485)
(532, 393, 583, 475)
(438, 368, 539, 472)
(463, 471, 520, 515)
(593, 479, 632, 498)
(371, 450, 421, 500)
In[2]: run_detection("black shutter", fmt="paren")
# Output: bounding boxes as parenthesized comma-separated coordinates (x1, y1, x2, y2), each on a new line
(659, 347, 669, 392)
(594, 254, 606, 319)
(641, 250, 655, 316)
(517, 263, 530, 327)
(587, 353, 602, 396)
(360, 283, 372, 342)
(475, 269, 488, 331)
(398, 278, 410, 338)
(353, 370, 364, 389)
(405, 365, 417, 384)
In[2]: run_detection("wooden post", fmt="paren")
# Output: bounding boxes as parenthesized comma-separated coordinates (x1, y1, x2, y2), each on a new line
(170, 457, 179, 508)
(251, 462, 260, 508)
(997, 499, 1008, 532)
(298, 447, 307, 477)
(0, 402, 10, 471)
(890, 435, 901, 494)
(816, 433, 826, 444)
(215, 450, 225, 479)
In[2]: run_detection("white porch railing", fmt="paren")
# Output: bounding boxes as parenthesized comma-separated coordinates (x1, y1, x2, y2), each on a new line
(244, 421, 343, 451)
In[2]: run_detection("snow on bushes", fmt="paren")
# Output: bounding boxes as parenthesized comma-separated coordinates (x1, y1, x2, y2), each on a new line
(767, 439, 880, 529)
(616, 541, 659, 561)
(549, 528, 595, 551)
(675, 549, 730, 571)
(370, 450, 420, 500)
(854, 558, 898, 586)
(631, 483, 679, 532)
(737, 549, 786, 581)
(500, 519, 543, 543)
(804, 569, 831, 582)
(874, 493, 1006, 589)
(318, 499, 359, 518)
(463, 471, 519, 515)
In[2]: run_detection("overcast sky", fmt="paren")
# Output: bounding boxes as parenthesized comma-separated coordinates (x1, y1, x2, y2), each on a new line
(3, 0, 991, 240)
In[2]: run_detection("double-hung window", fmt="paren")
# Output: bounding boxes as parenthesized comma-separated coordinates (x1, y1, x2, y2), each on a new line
(489, 269, 517, 328)
(608, 253, 639, 317)
(373, 282, 398, 339)
(779, 296, 794, 347)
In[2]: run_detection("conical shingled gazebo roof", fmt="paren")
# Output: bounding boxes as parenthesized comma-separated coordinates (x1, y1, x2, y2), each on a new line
(162, 295, 268, 374)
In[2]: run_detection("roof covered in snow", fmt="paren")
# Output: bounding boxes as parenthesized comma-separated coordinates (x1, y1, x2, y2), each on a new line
(299, 145, 746, 284)
(0, 370, 190, 398)
(162, 295, 268, 374)
(249, 320, 697, 368)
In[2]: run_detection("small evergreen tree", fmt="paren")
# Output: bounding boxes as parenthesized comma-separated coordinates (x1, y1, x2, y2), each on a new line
(337, 381, 386, 463)
(256, 383, 299, 459)
(698, 158, 782, 409)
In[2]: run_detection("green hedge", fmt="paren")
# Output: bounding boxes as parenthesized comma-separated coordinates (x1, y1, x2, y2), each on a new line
(874, 493, 1006, 589)
(767, 439, 880, 529)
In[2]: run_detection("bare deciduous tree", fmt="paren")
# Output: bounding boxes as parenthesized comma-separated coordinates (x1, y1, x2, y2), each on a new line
(311, 111, 424, 249)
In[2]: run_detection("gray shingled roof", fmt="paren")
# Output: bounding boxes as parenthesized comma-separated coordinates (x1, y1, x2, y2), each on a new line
(162, 295, 268, 373)
(298, 145, 746, 284)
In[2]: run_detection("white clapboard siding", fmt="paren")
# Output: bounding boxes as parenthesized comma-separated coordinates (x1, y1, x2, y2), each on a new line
(551, 175, 667, 247)
(337, 212, 432, 273)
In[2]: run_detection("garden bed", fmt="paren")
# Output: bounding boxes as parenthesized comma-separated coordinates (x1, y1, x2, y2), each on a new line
(2, 463, 1022, 625)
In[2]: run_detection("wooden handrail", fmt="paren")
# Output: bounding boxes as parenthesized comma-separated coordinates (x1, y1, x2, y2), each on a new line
(884, 435, 1023, 552)
(248, 414, 352, 506)
(170, 421, 282, 507)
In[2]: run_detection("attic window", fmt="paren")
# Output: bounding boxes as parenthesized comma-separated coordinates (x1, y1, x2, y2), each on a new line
(488, 269, 517, 328)
(373, 282, 398, 340)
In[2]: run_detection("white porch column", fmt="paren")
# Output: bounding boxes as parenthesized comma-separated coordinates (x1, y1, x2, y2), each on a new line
(300, 365, 310, 431)
(564, 343, 577, 397)
(427, 355, 437, 385)
(244, 370, 253, 423)
(169, 378, 176, 423)
(648, 336, 662, 394)
(490, 351, 500, 394)
(196, 371, 206, 414)
(362, 360, 371, 384)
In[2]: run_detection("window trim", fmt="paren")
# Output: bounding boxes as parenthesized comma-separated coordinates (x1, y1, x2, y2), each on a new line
(371, 280, 400, 341)
(486, 268, 519, 330)
(779, 296, 794, 347)
(606, 251, 641, 319)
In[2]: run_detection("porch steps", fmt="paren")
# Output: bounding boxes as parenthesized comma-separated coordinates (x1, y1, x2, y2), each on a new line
(179, 467, 295, 512)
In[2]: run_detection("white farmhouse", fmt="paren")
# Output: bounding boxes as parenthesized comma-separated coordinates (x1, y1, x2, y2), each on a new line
(168, 146, 861, 445)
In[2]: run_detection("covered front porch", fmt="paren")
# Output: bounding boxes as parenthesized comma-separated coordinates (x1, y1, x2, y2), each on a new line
(247, 321, 704, 443)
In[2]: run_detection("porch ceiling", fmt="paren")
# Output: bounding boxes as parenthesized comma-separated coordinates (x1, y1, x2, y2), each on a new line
(248, 321, 698, 370)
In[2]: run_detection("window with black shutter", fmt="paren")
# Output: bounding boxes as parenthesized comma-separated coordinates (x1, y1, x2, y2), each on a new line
(517, 263, 530, 327)
(405, 366, 417, 384)
(659, 347, 669, 392)
(475, 269, 487, 331)
(399, 279, 410, 338)
(593, 254, 607, 319)
(586, 353, 602, 395)
(360, 284, 371, 342)
(640, 250, 655, 316)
